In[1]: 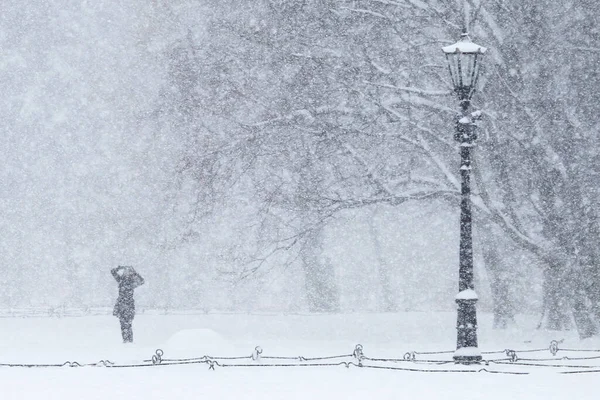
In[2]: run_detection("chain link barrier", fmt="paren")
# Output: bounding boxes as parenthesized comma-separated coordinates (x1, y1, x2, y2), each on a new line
(3, 340, 600, 374)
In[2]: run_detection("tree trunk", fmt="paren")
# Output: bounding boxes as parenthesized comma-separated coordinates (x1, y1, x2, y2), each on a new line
(566, 268, 597, 339)
(584, 258, 600, 325)
(369, 207, 397, 312)
(543, 267, 571, 331)
(571, 291, 597, 339)
(486, 262, 515, 329)
(479, 221, 515, 328)
(300, 227, 339, 312)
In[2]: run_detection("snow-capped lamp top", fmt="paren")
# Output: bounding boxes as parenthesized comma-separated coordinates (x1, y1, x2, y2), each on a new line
(442, 30, 487, 102)
(442, 31, 487, 55)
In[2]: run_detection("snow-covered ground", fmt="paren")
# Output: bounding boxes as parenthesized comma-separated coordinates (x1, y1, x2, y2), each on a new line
(0, 311, 597, 399)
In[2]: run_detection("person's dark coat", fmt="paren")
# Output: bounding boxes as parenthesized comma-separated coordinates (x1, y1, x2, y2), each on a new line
(112, 267, 144, 322)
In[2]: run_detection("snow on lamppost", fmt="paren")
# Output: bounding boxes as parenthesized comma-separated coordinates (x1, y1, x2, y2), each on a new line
(442, 29, 487, 364)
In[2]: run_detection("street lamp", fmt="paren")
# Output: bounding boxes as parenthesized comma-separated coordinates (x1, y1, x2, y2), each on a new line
(442, 29, 487, 364)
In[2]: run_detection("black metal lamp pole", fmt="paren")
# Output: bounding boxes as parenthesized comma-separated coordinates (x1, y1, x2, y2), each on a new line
(442, 30, 487, 364)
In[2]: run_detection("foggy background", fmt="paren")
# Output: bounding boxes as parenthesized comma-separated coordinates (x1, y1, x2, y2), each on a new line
(0, 1, 598, 337)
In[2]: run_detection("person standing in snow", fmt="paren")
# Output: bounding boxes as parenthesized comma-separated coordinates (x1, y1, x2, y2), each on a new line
(111, 266, 144, 343)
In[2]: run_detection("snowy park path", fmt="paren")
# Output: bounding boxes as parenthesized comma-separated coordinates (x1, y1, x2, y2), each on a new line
(0, 312, 598, 399)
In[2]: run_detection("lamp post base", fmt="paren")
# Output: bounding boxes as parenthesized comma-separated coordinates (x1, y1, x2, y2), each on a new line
(453, 347, 482, 364)
(455, 295, 481, 364)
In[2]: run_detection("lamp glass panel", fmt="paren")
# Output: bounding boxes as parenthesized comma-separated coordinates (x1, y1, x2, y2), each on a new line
(446, 53, 459, 88)
(459, 53, 476, 88)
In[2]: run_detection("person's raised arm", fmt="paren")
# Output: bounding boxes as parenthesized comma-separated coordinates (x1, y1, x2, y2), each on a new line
(111, 267, 122, 282)
(133, 271, 145, 287)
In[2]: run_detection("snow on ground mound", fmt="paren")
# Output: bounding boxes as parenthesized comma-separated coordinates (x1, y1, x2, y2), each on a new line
(162, 328, 236, 358)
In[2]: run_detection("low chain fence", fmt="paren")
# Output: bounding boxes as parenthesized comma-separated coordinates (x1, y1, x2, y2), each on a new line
(2, 340, 600, 374)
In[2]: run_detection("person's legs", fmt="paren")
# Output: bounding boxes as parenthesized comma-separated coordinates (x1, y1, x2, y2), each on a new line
(119, 318, 133, 343)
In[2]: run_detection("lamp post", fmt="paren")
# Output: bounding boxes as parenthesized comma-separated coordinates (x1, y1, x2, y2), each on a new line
(442, 30, 487, 364)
